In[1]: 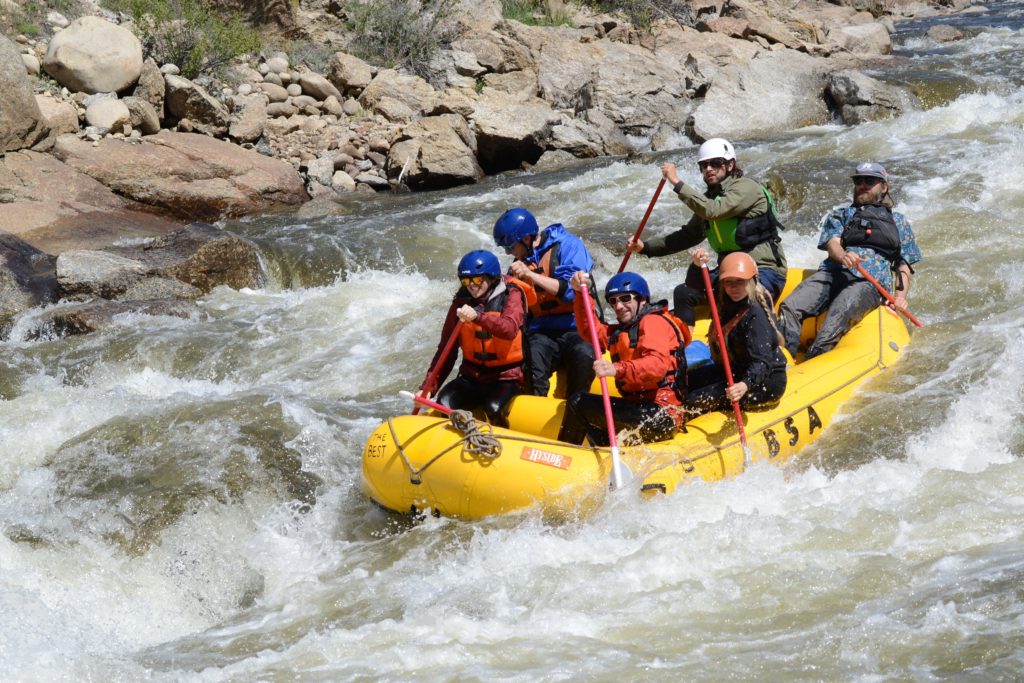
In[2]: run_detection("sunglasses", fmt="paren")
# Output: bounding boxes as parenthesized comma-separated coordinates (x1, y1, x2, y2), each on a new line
(606, 293, 636, 305)
(698, 158, 728, 171)
(460, 275, 488, 287)
(853, 176, 882, 187)
(502, 244, 516, 254)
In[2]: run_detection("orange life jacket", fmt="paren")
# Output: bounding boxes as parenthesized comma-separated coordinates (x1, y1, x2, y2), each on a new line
(526, 244, 575, 318)
(459, 278, 533, 370)
(607, 304, 691, 398)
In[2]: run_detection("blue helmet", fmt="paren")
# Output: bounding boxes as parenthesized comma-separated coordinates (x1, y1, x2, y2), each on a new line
(457, 250, 501, 279)
(605, 272, 650, 301)
(493, 208, 539, 248)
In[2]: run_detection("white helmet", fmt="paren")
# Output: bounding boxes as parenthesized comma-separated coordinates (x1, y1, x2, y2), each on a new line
(697, 138, 736, 162)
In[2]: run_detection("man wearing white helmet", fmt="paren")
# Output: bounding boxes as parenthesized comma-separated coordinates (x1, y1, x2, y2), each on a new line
(626, 138, 788, 328)
(778, 162, 922, 360)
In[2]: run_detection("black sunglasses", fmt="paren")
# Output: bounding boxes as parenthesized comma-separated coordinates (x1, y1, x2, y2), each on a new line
(698, 158, 729, 171)
(853, 176, 882, 187)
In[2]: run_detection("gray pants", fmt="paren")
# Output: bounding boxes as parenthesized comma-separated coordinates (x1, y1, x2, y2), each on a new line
(778, 270, 881, 359)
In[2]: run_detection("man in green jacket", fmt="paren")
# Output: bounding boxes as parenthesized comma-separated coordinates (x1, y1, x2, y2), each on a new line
(626, 138, 787, 327)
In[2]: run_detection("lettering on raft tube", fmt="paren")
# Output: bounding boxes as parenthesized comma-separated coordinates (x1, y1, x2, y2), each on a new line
(520, 447, 573, 470)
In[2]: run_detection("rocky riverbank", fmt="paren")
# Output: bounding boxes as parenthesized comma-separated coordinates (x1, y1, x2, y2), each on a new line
(0, 0, 985, 338)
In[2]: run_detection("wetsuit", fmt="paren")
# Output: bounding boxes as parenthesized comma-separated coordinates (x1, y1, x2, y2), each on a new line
(686, 297, 787, 417)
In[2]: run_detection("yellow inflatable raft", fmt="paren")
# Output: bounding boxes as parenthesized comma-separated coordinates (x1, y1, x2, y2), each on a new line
(362, 269, 912, 520)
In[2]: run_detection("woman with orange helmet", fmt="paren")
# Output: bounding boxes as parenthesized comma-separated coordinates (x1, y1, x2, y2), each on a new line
(684, 252, 788, 418)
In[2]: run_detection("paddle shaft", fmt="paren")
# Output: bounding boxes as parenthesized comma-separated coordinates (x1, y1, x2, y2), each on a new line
(580, 284, 625, 489)
(401, 391, 453, 415)
(617, 178, 666, 274)
(854, 262, 924, 328)
(700, 264, 749, 448)
(413, 321, 463, 414)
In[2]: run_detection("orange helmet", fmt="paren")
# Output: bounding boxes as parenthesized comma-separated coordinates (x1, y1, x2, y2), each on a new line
(719, 252, 758, 280)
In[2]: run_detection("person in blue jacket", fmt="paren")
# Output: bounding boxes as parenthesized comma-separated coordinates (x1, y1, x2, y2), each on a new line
(493, 208, 597, 403)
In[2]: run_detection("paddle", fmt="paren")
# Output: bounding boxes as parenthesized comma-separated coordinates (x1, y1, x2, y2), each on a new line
(413, 321, 463, 414)
(853, 263, 924, 328)
(399, 390, 453, 415)
(617, 178, 666, 274)
(580, 283, 626, 489)
(700, 263, 752, 462)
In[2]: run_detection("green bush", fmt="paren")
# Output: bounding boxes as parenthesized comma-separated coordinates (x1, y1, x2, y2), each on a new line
(501, 0, 574, 27)
(345, 0, 458, 79)
(106, 0, 262, 79)
(280, 39, 335, 74)
(581, 0, 692, 32)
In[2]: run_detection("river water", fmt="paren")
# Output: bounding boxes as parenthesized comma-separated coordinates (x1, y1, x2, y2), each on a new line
(2, 4, 1023, 679)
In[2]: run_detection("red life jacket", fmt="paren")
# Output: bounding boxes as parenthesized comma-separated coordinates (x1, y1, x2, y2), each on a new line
(607, 303, 691, 401)
(459, 277, 533, 370)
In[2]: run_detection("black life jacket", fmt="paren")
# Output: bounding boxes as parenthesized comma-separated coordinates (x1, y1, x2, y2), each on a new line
(733, 185, 787, 266)
(840, 204, 902, 266)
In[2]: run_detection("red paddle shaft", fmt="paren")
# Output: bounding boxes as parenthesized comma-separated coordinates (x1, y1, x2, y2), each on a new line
(580, 284, 625, 489)
(413, 321, 463, 414)
(854, 263, 924, 327)
(701, 264, 749, 449)
(617, 178, 666, 274)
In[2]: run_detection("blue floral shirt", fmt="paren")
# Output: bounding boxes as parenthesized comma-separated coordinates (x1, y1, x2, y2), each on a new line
(817, 205, 922, 292)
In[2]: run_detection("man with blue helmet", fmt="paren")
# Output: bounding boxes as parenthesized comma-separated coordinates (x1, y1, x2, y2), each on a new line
(492, 207, 598, 402)
(559, 270, 691, 446)
(418, 249, 534, 426)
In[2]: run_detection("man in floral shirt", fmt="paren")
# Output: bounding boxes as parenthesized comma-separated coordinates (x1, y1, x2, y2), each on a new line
(779, 162, 922, 359)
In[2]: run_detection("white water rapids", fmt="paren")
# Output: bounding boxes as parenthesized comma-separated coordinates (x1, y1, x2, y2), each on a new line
(2, 4, 1024, 679)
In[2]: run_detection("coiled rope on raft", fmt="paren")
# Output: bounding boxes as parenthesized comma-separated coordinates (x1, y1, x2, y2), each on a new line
(388, 409, 502, 484)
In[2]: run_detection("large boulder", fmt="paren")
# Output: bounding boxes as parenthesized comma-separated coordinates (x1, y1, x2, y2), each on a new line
(52, 131, 309, 221)
(0, 35, 50, 152)
(826, 69, 917, 124)
(470, 88, 561, 173)
(85, 98, 131, 131)
(548, 109, 631, 158)
(34, 95, 80, 136)
(164, 75, 230, 136)
(386, 114, 484, 189)
(228, 94, 267, 143)
(0, 232, 57, 333)
(42, 16, 143, 94)
(122, 96, 161, 135)
(56, 249, 150, 299)
(690, 49, 830, 141)
(132, 57, 166, 117)
(108, 222, 264, 293)
(328, 52, 373, 96)
(358, 69, 439, 119)
(298, 72, 342, 101)
(827, 23, 893, 55)
(0, 149, 181, 253)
